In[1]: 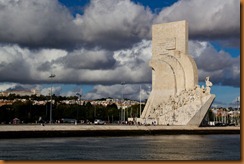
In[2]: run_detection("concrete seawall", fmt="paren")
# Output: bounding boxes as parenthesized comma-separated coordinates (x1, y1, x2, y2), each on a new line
(0, 125, 240, 139)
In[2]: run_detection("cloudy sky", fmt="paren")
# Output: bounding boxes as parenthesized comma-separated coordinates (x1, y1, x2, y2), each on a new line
(0, 0, 240, 107)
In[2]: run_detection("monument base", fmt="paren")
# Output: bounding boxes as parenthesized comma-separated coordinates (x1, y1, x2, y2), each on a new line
(140, 88, 215, 126)
(188, 94, 215, 126)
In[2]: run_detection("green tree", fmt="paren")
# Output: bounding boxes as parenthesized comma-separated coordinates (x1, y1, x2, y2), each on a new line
(106, 103, 119, 123)
(0, 105, 13, 123)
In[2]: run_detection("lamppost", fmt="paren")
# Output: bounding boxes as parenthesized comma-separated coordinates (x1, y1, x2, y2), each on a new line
(76, 93, 82, 121)
(49, 74, 55, 123)
(236, 97, 240, 110)
(121, 81, 125, 122)
(236, 97, 240, 125)
(139, 84, 142, 118)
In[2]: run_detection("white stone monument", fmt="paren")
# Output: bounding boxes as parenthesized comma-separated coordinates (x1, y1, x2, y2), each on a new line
(139, 20, 215, 126)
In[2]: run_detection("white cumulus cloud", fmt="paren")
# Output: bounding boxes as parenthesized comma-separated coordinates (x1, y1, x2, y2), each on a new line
(154, 0, 240, 43)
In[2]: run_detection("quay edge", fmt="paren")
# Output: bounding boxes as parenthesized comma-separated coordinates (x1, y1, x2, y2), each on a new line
(0, 125, 240, 139)
(0, 124, 240, 139)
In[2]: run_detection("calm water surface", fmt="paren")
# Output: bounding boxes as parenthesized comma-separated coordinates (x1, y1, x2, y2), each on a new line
(0, 135, 240, 160)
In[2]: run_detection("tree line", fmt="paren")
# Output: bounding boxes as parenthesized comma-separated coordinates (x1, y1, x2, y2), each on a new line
(0, 94, 144, 124)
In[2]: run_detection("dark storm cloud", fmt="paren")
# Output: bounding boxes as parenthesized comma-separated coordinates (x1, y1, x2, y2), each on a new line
(189, 41, 240, 87)
(37, 62, 52, 72)
(0, 0, 80, 49)
(0, 0, 153, 50)
(55, 49, 116, 70)
(0, 45, 31, 83)
(0, 40, 152, 85)
(196, 49, 234, 72)
(0, 0, 240, 50)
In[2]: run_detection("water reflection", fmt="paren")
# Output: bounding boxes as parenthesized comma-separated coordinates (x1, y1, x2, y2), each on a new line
(0, 135, 240, 160)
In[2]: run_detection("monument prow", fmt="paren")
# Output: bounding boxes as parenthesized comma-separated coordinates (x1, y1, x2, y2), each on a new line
(140, 20, 215, 126)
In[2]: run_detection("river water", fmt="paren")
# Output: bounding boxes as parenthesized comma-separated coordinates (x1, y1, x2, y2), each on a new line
(0, 134, 240, 160)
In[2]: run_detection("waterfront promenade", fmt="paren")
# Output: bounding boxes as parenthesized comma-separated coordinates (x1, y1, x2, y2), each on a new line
(0, 124, 240, 138)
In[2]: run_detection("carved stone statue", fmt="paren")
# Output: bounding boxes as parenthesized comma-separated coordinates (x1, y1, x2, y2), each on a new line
(205, 76, 213, 94)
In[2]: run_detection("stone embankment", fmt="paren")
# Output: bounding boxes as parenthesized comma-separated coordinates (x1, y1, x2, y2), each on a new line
(0, 124, 240, 139)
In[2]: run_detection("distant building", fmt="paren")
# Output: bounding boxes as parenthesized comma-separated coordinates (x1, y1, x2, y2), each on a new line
(0, 100, 13, 106)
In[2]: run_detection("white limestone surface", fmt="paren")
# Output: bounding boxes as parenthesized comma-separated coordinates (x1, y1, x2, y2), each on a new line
(141, 20, 215, 126)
